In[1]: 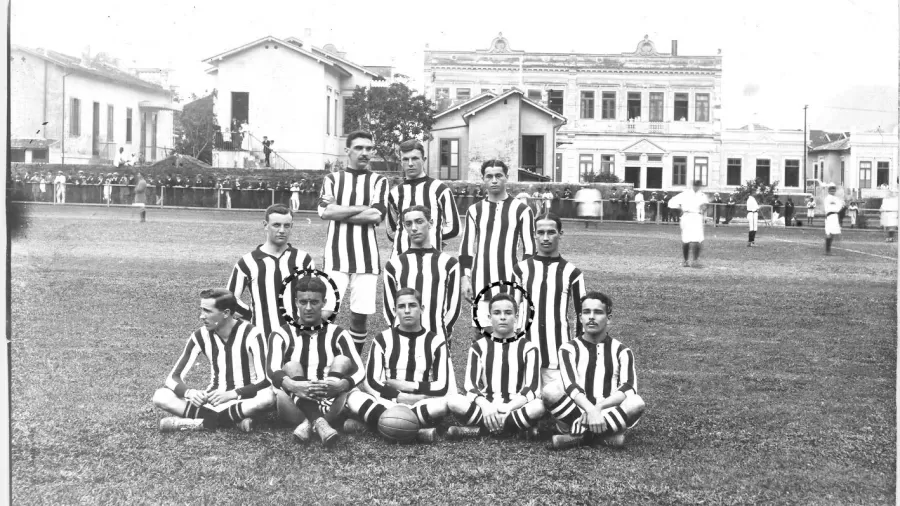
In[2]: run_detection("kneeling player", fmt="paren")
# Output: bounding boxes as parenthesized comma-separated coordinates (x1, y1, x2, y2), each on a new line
(445, 293, 545, 439)
(544, 292, 646, 449)
(346, 288, 450, 443)
(152, 289, 275, 432)
(267, 276, 364, 447)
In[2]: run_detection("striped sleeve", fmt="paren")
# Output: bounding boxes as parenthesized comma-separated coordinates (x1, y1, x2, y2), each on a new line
(559, 343, 584, 399)
(236, 327, 271, 397)
(316, 174, 334, 218)
(518, 342, 539, 401)
(371, 176, 389, 218)
(226, 259, 252, 319)
(418, 338, 448, 396)
(443, 259, 461, 337)
(439, 185, 461, 240)
(266, 328, 288, 389)
(164, 333, 202, 397)
(386, 186, 400, 241)
(365, 332, 398, 400)
(571, 269, 586, 337)
(617, 347, 637, 395)
(464, 342, 485, 402)
(335, 329, 366, 386)
(520, 205, 536, 260)
(382, 260, 399, 327)
(458, 206, 477, 275)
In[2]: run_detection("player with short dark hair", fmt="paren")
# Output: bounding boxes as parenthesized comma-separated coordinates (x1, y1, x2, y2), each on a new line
(668, 180, 708, 267)
(544, 291, 646, 449)
(153, 288, 275, 432)
(318, 130, 389, 353)
(823, 183, 844, 255)
(460, 159, 535, 339)
(227, 204, 317, 339)
(445, 293, 544, 440)
(266, 276, 364, 447)
(386, 139, 460, 257)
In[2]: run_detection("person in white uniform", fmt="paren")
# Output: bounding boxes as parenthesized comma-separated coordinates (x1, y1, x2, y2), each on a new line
(822, 183, 844, 255)
(880, 191, 898, 242)
(746, 191, 760, 247)
(634, 191, 645, 222)
(668, 180, 708, 267)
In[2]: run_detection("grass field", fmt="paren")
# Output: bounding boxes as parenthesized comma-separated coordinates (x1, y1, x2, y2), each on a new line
(10, 204, 898, 505)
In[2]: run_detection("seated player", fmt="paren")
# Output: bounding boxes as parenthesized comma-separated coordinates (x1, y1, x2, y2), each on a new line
(153, 289, 275, 432)
(544, 292, 646, 449)
(445, 293, 545, 440)
(345, 288, 451, 443)
(267, 276, 364, 447)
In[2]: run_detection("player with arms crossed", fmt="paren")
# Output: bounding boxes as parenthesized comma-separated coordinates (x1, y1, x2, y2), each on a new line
(153, 289, 275, 432)
(227, 204, 317, 339)
(668, 180, 709, 267)
(460, 160, 535, 338)
(386, 139, 460, 257)
(512, 212, 585, 396)
(823, 183, 844, 255)
(545, 291, 645, 449)
(445, 293, 545, 440)
(318, 130, 389, 353)
(266, 276, 364, 447)
(345, 288, 451, 443)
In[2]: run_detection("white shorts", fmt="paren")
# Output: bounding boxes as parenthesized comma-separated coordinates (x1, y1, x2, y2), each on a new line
(825, 214, 841, 235)
(680, 213, 705, 243)
(328, 271, 378, 315)
(747, 211, 758, 231)
(538, 368, 562, 398)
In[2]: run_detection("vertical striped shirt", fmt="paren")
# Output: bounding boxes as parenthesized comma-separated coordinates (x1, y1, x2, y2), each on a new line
(559, 335, 637, 404)
(318, 168, 389, 274)
(383, 248, 461, 340)
(366, 327, 449, 401)
(459, 195, 535, 300)
(165, 321, 269, 398)
(266, 323, 365, 389)
(226, 245, 315, 338)
(513, 256, 585, 369)
(387, 176, 460, 257)
(464, 337, 539, 403)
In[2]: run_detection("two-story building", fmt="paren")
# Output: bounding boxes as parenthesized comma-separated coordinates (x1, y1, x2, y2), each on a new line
(10, 45, 178, 165)
(720, 124, 806, 191)
(807, 127, 897, 197)
(424, 34, 722, 189)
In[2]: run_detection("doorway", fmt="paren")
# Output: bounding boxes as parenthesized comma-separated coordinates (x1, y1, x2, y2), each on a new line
(646, 167, 662, 189)
(625, 167, 641, 187)
(92, 102, 100, 156)
(232, 92, 250, 124)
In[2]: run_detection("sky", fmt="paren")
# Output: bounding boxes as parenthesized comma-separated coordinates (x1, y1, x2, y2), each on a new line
(10, 0, 899, 131)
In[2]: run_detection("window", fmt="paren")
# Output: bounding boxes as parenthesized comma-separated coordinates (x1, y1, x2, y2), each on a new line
(521, 136, 544, 172)
(840, 160, 845, 185)
(814, 162, 819, 180)
(756, 159, 771, 184)
(580, 91, 595, 119)
(601, 91, 616, 119)
(326, 96, 331, 135)
(784, 159, 800, 187)
(456, 88, 471, 101)
(11, 149, 25, 163)
(70, 98, 81, 136)
(877, 161, 890, 186)
(579, 154, 594, 176)
(334, 98, 339, 137)
(672, 156, 687, 185)
(727, 158, 742, 185)
(527, 89, 542, 103)
(548, 90, 564, 115)
(694, 157, 708, 186)
(674, 93, 688, 121)
(601, 155, 614, 174)
(625, 154, 641, 162)
(695, 93, 709, 122)
(107, 105, 114, 141)
(32, 148, 49, 162)
(647, 154, 662, 163)
(126, 108, 132, 142)
(859, 161, 872, 188)
(439, 139, 460, 180)
(627, 92, 641, 120)
(435, 87, 449, 100)
(649, 92, 664, 122)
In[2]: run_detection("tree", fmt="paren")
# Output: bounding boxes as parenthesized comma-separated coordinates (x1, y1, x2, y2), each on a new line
(733, 178, 780, 205)
(343, 83, 435, 162)
(582, 171, 621, 183)
(175, 91, 216, 164)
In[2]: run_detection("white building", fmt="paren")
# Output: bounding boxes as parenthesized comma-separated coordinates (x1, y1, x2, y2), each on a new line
(807, 127, 898, 198)
(721, 124, 805, 191)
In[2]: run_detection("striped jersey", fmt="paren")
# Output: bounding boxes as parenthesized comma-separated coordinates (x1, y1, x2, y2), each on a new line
(165, 321, 269, 398)
(464, 337, 539, 403)
(387, 176, 460, 257)
(459, 195, 535, 299)
(227, 245, 315, 338)
(513, 256, 585, 369)
(559, 335, 637, 404)
(366, 327, 449, 401)
(266, 323, 365, 389)
(383, 247, 461, 340)
(318, 169, 389, 274)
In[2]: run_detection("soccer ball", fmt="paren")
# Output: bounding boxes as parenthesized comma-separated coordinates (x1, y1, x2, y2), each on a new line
(377, 405, 420, 443)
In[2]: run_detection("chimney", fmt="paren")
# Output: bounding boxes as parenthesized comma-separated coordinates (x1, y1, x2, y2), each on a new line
(671, 40, 678, 56)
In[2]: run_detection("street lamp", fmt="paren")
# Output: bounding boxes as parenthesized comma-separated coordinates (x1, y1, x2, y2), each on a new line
(803, 104, 808, 192)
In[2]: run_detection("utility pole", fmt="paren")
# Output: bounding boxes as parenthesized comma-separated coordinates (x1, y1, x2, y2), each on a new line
(803, 105, 808, 192)
(61, 72, 71, 165)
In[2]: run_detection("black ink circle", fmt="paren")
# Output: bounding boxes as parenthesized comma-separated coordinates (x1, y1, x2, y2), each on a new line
(471, 280, 534, 343)
(277, 267, 341, 331)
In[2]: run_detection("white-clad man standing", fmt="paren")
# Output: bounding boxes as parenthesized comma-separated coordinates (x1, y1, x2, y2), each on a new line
(746, 190, 760, 247)
(634, 191, 645, 222)
(668, 179, 708, 267)
(53, 171, 67, 204)
(823, 183, 844, 255)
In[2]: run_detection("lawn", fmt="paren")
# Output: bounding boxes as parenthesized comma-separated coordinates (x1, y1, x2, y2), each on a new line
(10, 204, 897, 505)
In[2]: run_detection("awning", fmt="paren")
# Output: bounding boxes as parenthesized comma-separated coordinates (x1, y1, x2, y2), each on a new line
(518, 169, 551, 182)
(10, 138, 56, 149)
(139, 100, 182, 112)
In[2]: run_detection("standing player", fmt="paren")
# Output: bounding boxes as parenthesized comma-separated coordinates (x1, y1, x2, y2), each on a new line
(746, 190, 759, 247)
(318, 130, 389, 353)
(267, 276, 364, 447)
(880, 191, 898, 242)
(386, 139, 460, 257)
(227, 204, 316, 339)
(544, 292, 645, 449)
(346, 289, 451, 443)
(806, 195, 816, 226)
(512, 212, 584, 396)
(445, 293, 544, 440)
(823, 183, 844, 255)
(460, 160, 535, 338)
(152, 289, 275, 432)
(667, 180, 708, 267)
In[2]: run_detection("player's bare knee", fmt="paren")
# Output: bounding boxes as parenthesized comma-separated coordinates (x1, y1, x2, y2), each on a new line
(152, 388, 173, 408)
(623, 394, 646, 418)
(447, 394, 469, 415)
(541, 381, 565, 405)
(258, 388, 277, 410)
(329, 355, 355, 375)
(525, 398, 546, 419)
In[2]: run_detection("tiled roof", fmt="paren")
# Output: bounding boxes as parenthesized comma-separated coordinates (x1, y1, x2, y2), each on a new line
(810, 137, 851, 152)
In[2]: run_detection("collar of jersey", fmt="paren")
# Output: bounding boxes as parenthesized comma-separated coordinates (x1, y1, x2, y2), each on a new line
(396, 327, 427, 338)
(403, 175, 430, 186)
(212, 320, 242, 344)
(406, 247, 437, 255)
(251, 244, 293, 260)
(534, 254, 562, 263)
(344, 168, 370, 175)
(578, 333, 611, 346)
